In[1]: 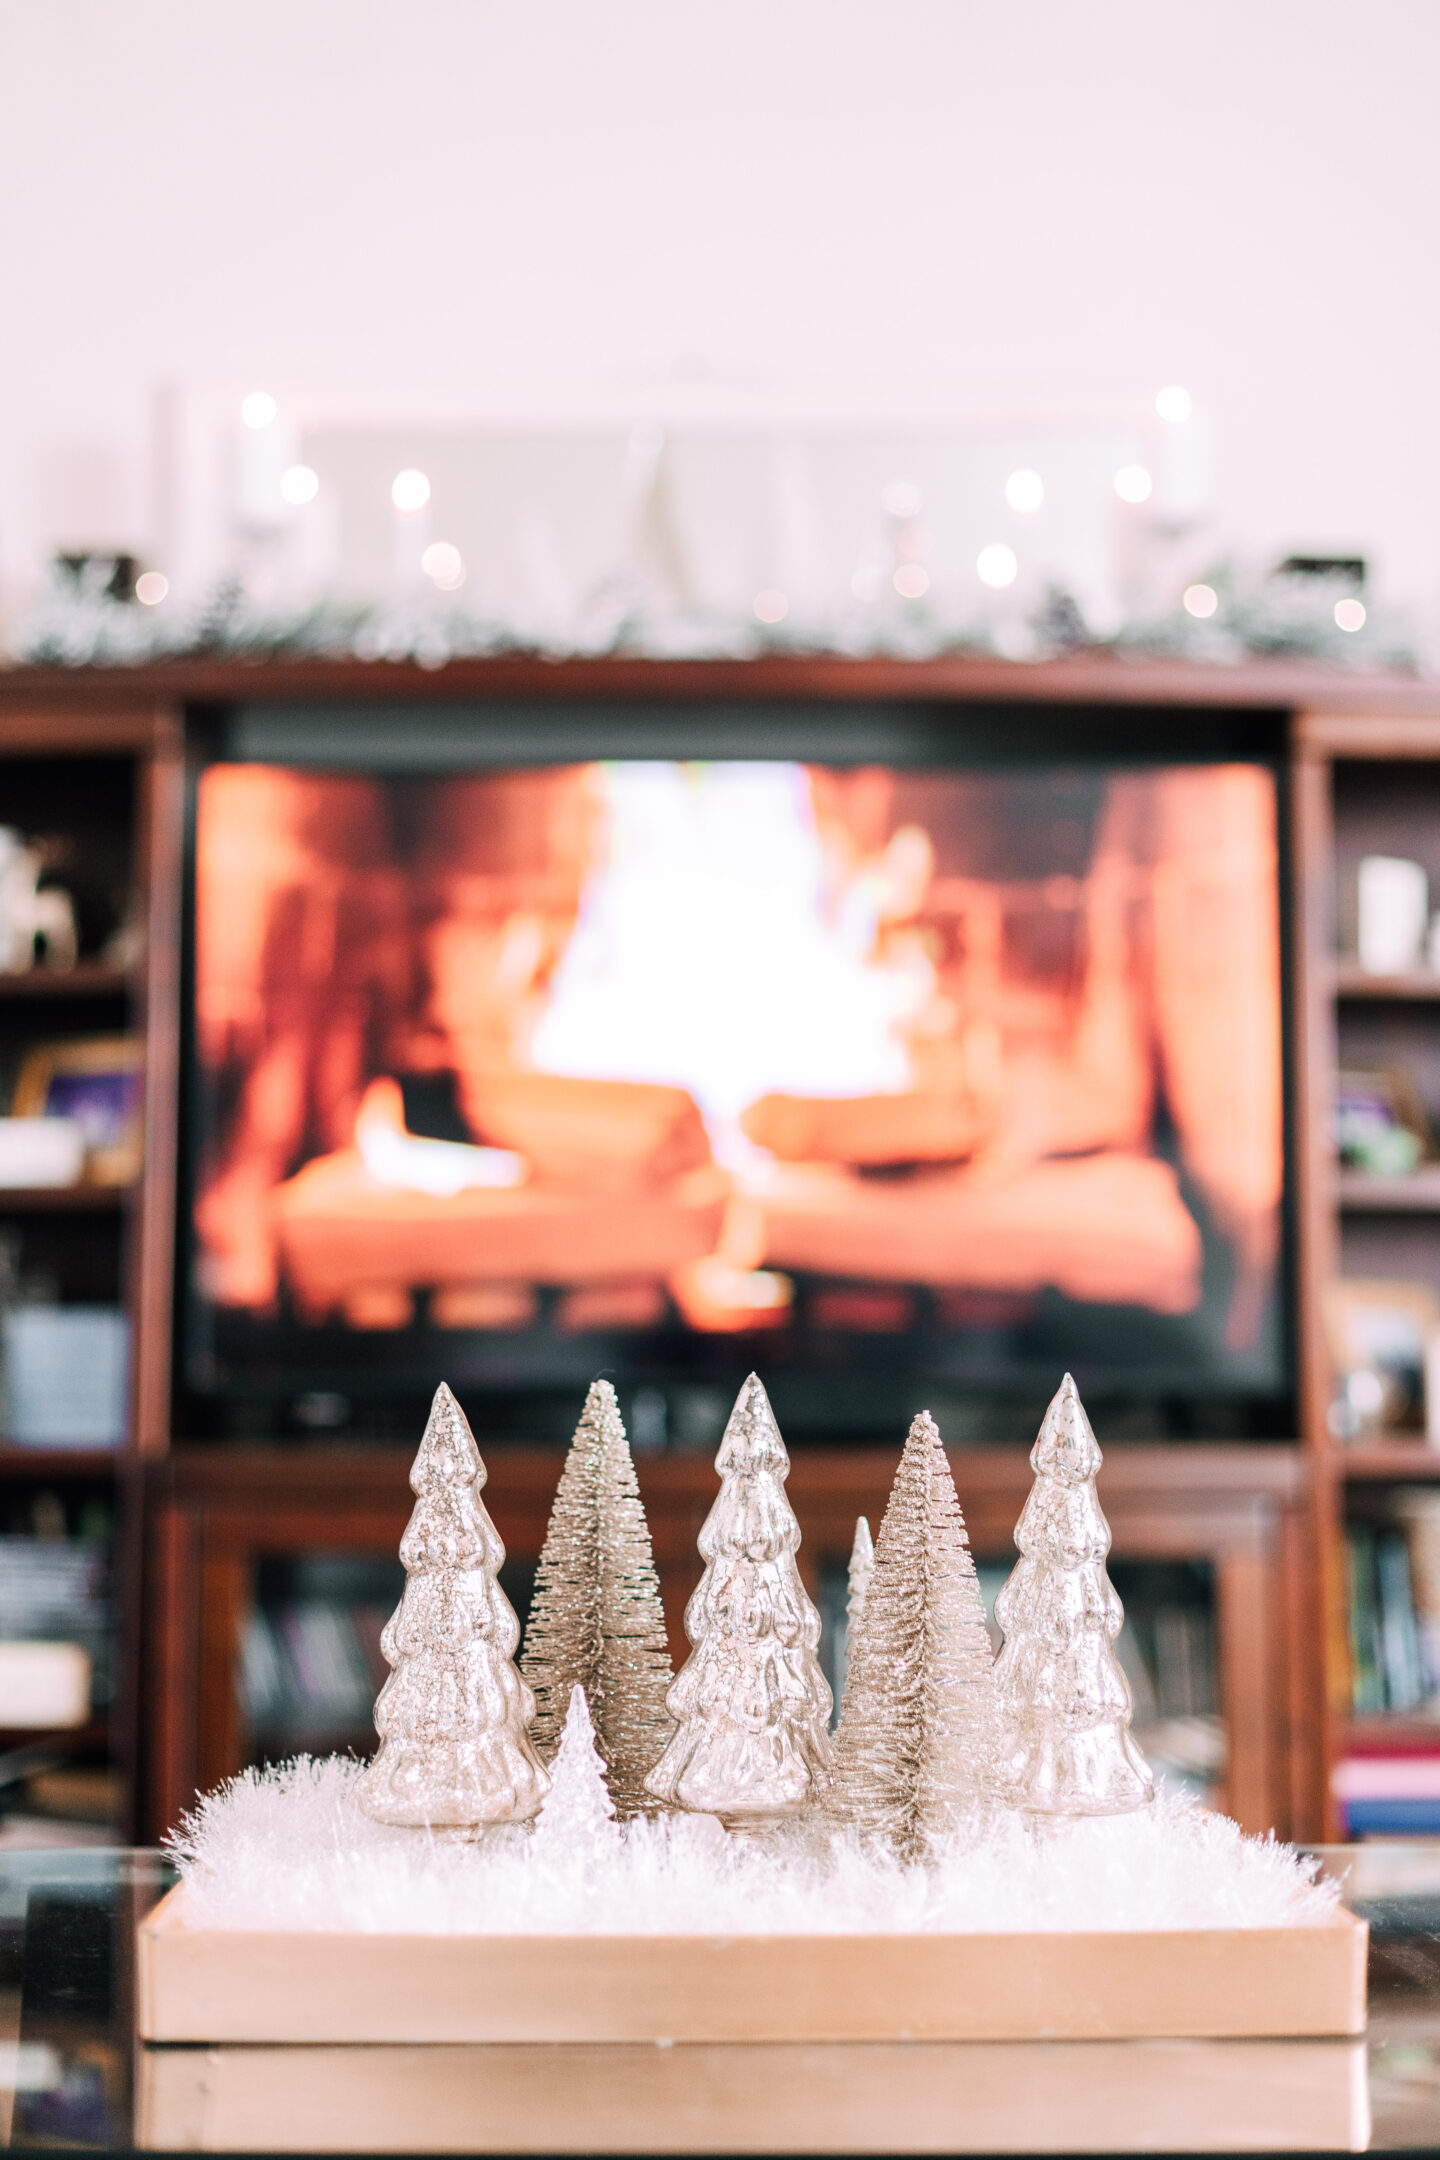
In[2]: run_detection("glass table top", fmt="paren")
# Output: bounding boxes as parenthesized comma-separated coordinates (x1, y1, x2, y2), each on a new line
(1, 1845, 1438, 2152)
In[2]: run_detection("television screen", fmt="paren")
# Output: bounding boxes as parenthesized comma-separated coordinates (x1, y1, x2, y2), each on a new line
(180, 752, 1288, 1444)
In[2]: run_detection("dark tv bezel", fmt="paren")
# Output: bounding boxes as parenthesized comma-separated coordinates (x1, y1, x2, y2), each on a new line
(172, 697, 1298, 1447)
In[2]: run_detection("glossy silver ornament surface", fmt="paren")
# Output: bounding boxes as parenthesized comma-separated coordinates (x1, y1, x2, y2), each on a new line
(358, 1383, 549, 1830)
(644, 1373, 832, 1823)
(992, 1374, 1154, 1817)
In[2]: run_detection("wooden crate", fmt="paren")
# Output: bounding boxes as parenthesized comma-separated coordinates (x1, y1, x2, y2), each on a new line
(137, 1886, 1367, 2044)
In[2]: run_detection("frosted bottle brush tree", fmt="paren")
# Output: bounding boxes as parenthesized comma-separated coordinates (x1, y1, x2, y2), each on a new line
(833, 1412, 998, 1850)
(531, 1685, 621, 1865)
(520, 1379, 674, 1815)
(993, 1374, 1154, 1816)
(358, 1384, 549, 1831)
(847, 1516, 875, 1641)
(645, 1373, 833, 1823)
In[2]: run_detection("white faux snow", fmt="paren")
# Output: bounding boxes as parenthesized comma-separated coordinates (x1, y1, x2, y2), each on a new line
(167, 1755, 1337, 1938)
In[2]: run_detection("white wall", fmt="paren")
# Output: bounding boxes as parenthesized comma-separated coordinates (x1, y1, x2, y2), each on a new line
(2, 0, 1437, 620)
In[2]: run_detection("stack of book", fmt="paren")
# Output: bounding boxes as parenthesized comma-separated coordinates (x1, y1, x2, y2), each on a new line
(1334, 1733, 1440, 1836)
(240, 1602, 391, 1747)
(0, 1536, 112, 1715)
(1339, 1498, 1440, 1833)
(1346, 1521, 1429, 1715)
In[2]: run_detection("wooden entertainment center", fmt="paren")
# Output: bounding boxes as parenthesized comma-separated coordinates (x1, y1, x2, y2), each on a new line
(2, 652, 1436, 1845)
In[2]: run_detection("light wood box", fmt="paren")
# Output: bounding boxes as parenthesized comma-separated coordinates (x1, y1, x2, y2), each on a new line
(137, 1886, 1367, 2045)
(135, 2034, 1371, 2153)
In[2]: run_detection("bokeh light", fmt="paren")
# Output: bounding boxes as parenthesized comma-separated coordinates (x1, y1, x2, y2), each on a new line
(421, 541, 465, 591)
(882, 480, 922, 519)
(1004, 468, 1044, 515)
(281, 465, 319, 506)
(976, 543, 1019, 590)
(391, 469, 431, 513)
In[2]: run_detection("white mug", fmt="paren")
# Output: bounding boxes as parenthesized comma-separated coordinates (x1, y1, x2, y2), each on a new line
(1357, 854, 1429, 975)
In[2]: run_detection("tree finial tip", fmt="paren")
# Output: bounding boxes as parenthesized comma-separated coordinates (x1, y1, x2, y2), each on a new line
(1031, 1371, 1101, 1480)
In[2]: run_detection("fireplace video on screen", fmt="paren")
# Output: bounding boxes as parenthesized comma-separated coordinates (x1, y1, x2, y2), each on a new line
(185, 758, 1286, 1440)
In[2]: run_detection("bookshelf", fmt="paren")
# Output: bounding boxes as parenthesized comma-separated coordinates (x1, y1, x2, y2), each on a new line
(0, 697, 178, 1846)
(1335, 967, 1440, 1002)
(1337, 1444, 1440, 1481)
(1338, 1169, 1440, 1211)
(2, 655, 1438, 1845)
(1295, 709, 1440, 1834)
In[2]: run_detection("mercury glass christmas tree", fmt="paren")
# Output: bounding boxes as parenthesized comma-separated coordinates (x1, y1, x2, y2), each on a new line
(520, 1380, 674, 1815)
(992, 1374, 1154, 1816)
(531, 1685, 621, 1862)
(644, 1373, 833, 1823)
(358, 1384, 549, 1831)
(833, 1412, 997, 1850)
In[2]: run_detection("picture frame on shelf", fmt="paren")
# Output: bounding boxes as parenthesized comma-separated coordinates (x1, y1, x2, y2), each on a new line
(11, 1037, 144, 1187)
(1325, 1277, 1440, 1443)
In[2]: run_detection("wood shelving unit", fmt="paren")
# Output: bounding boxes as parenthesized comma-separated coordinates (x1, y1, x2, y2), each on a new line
(1345, 1715, 1440, 1750)
(1334, 965, 1440, 1001)
(0, 1186, 129, 1213)
(0, 691, 177, 1849)
(1295, 707, 1440, 1821)
(0, 1715, 109, 1753)
(0, 1446, 121, 1477)
(2, 655, 1438, 1845)
(1337, 1168, 1440, 1210)
(0, 964, 130, 999)
(1335, 1443, 1440, 1481)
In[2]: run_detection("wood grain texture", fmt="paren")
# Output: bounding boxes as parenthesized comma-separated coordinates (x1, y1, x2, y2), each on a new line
(136, 1885, 1368, 2044)
(0, 652, 1434, 714)
(130, 716, 186, 1457)
(1333, 962, 1440, 999)
(135, 2031, 1370, 2156)
(1287, 735, 1343, 1837)
(1298, 709, 1440, 756)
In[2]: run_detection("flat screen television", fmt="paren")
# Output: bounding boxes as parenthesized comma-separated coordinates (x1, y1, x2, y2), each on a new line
(176, 703, 1292, 1447)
